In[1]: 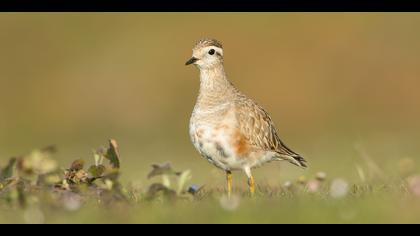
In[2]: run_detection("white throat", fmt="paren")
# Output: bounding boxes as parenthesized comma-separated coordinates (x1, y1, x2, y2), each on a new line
(198, 65, 231, 92)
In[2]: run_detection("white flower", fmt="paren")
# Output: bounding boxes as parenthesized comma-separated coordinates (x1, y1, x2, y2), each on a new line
(330, 178, 349, 199)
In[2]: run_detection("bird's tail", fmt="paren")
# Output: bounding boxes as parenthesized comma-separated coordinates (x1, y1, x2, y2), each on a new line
(277, 154, 308, 168)
(275, 144, 308, 168)
(290, 154, 308, 168)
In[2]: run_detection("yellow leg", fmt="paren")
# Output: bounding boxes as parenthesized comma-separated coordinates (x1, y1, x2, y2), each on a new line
(226, 170, 233, 197)
(248, 175, 255, 196)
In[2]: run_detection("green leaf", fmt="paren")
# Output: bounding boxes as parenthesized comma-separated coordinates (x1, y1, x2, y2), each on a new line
(18, 150, 58, 176)
(0, 158, 17, 181)
(105, 139, 120, 169)
(147, 162, 181, 179)
(93, 149, 104, 166)
(146, 183, 177, 201)
(88, 165, 106, 178)
(177, 170, 192, 195)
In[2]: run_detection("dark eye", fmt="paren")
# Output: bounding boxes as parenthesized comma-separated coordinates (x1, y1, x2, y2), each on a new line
(208, 49, 215, 55)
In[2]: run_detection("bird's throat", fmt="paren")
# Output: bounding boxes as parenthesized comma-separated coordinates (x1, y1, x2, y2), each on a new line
(199, 66, 232, 94)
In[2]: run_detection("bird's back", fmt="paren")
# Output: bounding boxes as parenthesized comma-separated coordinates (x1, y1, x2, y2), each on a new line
(230, 87, 307, 168)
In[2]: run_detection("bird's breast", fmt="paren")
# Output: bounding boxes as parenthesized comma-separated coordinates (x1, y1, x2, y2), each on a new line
(189, 108, 253, 171)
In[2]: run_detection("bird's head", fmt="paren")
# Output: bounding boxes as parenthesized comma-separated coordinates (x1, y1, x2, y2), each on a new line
(185, 38, 224, 69)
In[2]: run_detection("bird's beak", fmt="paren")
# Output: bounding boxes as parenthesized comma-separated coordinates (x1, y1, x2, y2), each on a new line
(185, 57, 199, 66)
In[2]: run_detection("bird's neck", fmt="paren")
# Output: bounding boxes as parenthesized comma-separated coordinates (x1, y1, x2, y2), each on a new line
(194, 65, 235, 112)
(198, 65, 234, 98)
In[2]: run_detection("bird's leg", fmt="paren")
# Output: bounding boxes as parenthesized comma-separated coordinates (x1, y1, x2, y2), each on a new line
(244, 167, 255, 196)
(226, 170, 233, 198)
(248, 175, 255, 196)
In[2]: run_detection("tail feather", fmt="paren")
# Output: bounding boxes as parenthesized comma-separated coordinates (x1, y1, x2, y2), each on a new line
(273, 139, 307, 168)
(275, 153, 308, 168)
(291, 154, 308, 168)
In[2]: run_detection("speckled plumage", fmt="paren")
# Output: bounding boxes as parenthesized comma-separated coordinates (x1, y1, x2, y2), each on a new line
(186, 38, 307, 194)
(193, 38, 223, 50)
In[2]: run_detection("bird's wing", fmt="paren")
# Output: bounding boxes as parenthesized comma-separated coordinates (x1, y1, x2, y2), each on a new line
(234, 96, 307, 168)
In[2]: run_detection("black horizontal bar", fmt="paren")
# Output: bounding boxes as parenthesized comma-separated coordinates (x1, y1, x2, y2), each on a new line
(0, 0, 418, 12)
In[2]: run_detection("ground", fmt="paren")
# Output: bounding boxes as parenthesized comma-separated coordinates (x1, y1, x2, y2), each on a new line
(1, 140, 420, 224)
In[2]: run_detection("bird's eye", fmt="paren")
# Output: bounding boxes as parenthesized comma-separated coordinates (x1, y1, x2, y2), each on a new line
(208, 49, 215, 55)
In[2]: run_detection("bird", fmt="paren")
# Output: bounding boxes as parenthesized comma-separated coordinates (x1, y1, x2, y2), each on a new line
(186, 38, 307, 196)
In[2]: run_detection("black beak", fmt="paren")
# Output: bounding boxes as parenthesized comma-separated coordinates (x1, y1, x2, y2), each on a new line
(185, 57, 198, 66)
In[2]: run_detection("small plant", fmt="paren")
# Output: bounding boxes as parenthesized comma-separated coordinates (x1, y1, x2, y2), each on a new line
(0, 139, 127, 209)
(146, 162, 197, 201)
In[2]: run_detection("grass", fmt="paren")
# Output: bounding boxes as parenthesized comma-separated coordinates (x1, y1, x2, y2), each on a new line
(1, 185, 420, 224)
(1, 139, 420, 224)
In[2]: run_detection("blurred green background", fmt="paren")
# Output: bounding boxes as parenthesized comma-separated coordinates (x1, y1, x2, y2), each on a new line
(1, 13, 420, 188)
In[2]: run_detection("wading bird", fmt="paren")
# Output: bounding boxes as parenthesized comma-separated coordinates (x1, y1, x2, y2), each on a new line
(186, 38, 307, 196)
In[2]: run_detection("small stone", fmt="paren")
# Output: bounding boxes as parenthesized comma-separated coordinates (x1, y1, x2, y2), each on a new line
(316, 172, 327, 182)
(283, 181, 293, 189)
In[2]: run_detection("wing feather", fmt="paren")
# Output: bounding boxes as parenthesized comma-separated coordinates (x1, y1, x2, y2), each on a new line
(234, 95, 307, 168)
